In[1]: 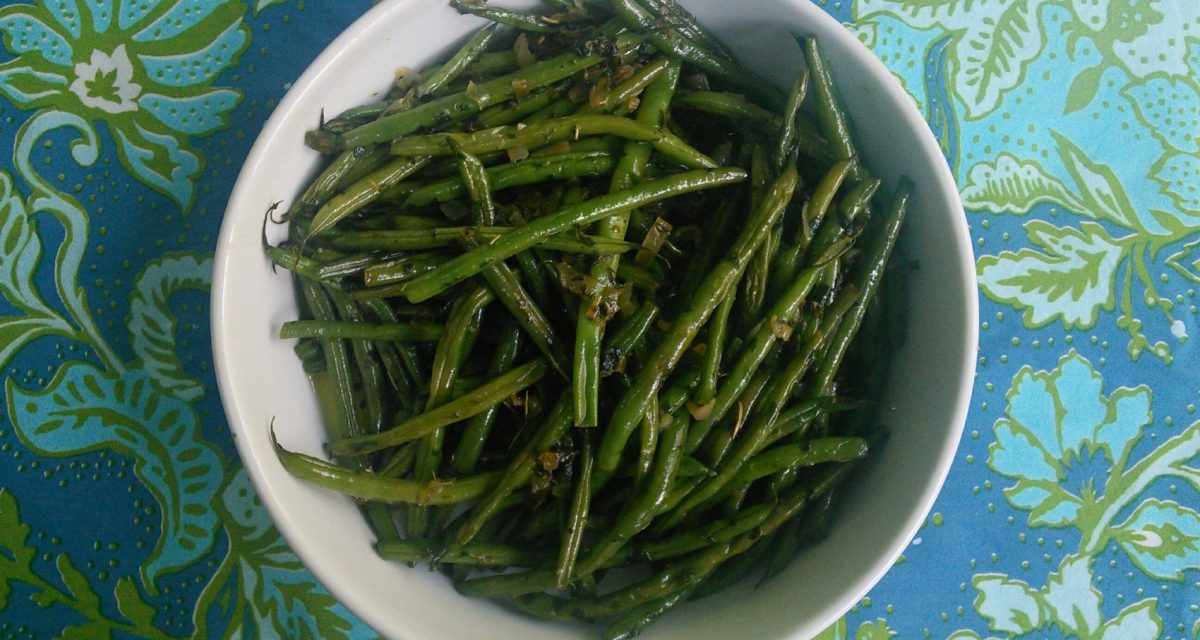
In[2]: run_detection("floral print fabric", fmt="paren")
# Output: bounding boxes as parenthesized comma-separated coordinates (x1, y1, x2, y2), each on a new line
(0, 1, 1196, 638)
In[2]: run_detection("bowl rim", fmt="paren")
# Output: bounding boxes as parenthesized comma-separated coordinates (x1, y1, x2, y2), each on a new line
(211, 0, 978, 637)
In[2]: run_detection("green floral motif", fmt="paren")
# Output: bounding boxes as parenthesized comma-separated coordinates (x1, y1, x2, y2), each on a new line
(935, 350, 1200, 639)
(0, 0, 251, 209)
(975, 132, 1188, 362)
(952, 554, 1163, 639)
(854, 0, 1050, 118)
(196, 468, 376, 640)
(859, 0, 1200, 363)
(7, 360, 225, 589)
(0, 489, 183, 639)
(0, 103, 365, 637)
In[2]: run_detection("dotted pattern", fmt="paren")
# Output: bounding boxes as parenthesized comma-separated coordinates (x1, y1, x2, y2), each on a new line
(0, 13, 74, 67)
(138, 19, 249, 88)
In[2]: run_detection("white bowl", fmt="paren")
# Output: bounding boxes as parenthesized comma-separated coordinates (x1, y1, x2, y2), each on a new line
(212, 1, 977, 638)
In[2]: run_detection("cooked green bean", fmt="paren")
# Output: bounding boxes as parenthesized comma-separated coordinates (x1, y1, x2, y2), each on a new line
(611, 0, 782, 108)
(556, 434, 593, 589)
(803, 35, 865, 182)
(329, 225, 637, 255)
(575, 418, 687, 577)
(402, 168, 746, 302)
(307, 156, 430, 237)
(273, 432, 498, 505)
(595, 163, 798, 487)
(401, 150, 618, 206)
(340, 51, 606, 149)
(389, 114, 717, 170)
(417, 23, 500, 98)
(810, 180, 911, 397)
(375, 538, 551, 567)
(290, 144, 390, 218)
(575, 61, 681, 427)
(450, 0, 558, 33)
(328, 359, 547, 457)
(279, 320, 442, 342)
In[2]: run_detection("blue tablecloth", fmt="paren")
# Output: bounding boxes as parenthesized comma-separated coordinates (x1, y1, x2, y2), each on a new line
(0, 1, 1196, 638)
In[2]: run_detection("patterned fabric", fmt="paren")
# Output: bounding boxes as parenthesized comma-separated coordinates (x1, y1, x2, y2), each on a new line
(0, 1, 1195, 638)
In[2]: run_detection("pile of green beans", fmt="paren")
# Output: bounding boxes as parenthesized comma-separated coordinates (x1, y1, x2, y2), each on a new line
(270, 1, 911, 637)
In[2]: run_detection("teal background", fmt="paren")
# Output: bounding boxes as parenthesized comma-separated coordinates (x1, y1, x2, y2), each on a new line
(0, 1, 1197, 638)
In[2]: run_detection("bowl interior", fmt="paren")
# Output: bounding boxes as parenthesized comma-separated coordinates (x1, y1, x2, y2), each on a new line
(212, 1, 977, 638)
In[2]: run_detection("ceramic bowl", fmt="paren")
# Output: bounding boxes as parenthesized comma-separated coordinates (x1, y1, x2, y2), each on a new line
(212, 1, 977, 637)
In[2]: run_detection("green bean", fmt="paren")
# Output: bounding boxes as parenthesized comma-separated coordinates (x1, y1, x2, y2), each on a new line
(452, 395, 573, 547)
(525, 95, 581, 122)
(376, 538, 552, 567)
(512, 248, 559, 319)
(578, 410, 691, 576)
(699, 368, 770, 465)
(775, 58, 810, 173)
(674, 90, 780, 132)
(267, 244, 324, 281)
(413, 284, 493, 537)
(340, 51, 606, 149)
(322, 102, 388, 134)
(461, 50, 520, 79)
(595, 164, 798, 488)
(315, 251, 403, 280)
(328, 359, 546, 457)
(640, 0, 736, 60)
(677, 172, 744, 303)
(730, 438, 867, 487)
(511, 467, 844, 621)
(307, 157, 430, 237)
(450, 0, 558, 33)
(402, 168, 747, 302)
(359, 297, 429, 390)
(453, 143, 571, 374)
(807, 176, 880, 261)
(417, 23, 500, 98)
(661, 284, 861, 529)
(297, 280, 365, 445)
(757, 490, 831, 587)
(611, 0, 783, 108)
(362, 253, 447, 288)
(314, 296, 382, 435)
(640, 502, 773, 562)
(686, 262, 827, 450)
(475, 84, 568, 128)
(602, 585, 696, 640)
(689, 531, 777, 600)
(575, 61, 681, 427)
(389, 114, 716, 170)
(803, 36, 865, 182)
(329, 226, 637, 256)
(600, 301, 660, 374)
(451, 324, 523, 474)
(402, 150, 618, 206)
(455, 569, 559, 599)
(363, 502, 400, 541)
(809, 180, 910, 397)
(556, 434, 593, 589)
(579, 57, 673, 115)
(272, 432, 498, 505)
(291, 144, 391, 218)
(279, 320, 442, 342)
(695, 286, 734, 407)
(798, 158, 853, 250)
